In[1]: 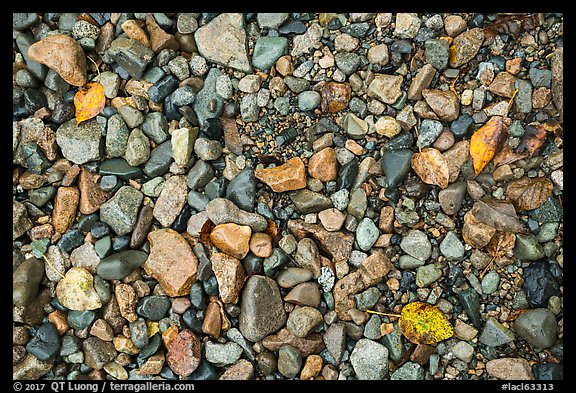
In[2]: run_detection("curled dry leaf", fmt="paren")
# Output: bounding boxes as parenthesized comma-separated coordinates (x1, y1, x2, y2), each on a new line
(492, 145, 527, 168)
(398, 302, 454, 345)
(471, 198, 525, 233)
(470, 116, 508, 175)
(505, 176, 553, 211)
(411, 147, 449, 189)
(486, 231, 516, 261)
(74, 82, 106, 125)
(515, 123, 547, 159)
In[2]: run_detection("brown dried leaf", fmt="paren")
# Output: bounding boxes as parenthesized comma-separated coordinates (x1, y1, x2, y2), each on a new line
(505, 176, 553, 211)
(483, 13, 540, 41)
(486, 231, 516, 260)
(471, 198, 525, 233)
(399, 302, 454, 345)
(74, 82, 106, 125)
(492, 145, 528, 168)
(470, 116, 508, 175)
(411, 148, 449, 189)
(515, 123, 547, 158)
(265, 219, 280, 243)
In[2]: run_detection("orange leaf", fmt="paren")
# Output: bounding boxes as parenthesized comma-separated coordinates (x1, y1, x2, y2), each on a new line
(515, 123, 547, 158)
(411, 148, 449, 189)
(469, 116, 508, 175)
(505, 176, 553, 211)
(74, 82, 106, 125)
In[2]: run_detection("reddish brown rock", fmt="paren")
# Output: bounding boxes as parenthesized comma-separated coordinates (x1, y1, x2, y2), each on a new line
(317, 208, 346, 232)
(27, 34, 87, 86)
(144, 229, 198, 297)
(422, 89, 460, 121)
(486, 358, 534, 380)
(219, 359, 255, 380)
(300, 354, 323, 380)
(262, 328, 325, 357)
(52, 186, 80, 233)
(221, 118, 243, 155)
(320, 82, 352, 113)
(255, 157, 307, 193)
(96, 22, 115, 54)
(202, 300, 222, 338)
(288, 219, 353, 265)
(444, 139, 470, 183)
(146, 14, 179, 53)
(333, 251, 394, 322)
(29, 224, 54, 241)
(378, 205, 395, 233)
(61, 164, 81, 187)
(115, 283, 138, 322)
(210, 252, 246, 304)
(449, 28, 484, 68)
(210, 223, 252, 260)
(249, 232, 273, 258)
(78, 168, 110, 214)
(48, 310, 69, 335)
(308, 147, 338, 182)
(37, 127, 58, 161)
(488, 71, 517, 98)
(166, 329, 202, 378)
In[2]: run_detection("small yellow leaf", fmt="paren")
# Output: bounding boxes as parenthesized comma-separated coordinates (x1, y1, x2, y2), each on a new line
(399, 302, 454, 345)
(470, 116, 508, 175)
(74, 81, 106, 125)
(411, 148, 450, 189)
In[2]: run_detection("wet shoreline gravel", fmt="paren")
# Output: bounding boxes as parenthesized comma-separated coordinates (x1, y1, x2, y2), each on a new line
(13, 12, 563, 381)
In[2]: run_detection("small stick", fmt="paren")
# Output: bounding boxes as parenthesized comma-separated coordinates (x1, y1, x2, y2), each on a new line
(86, 55, 101, 84)
(366, 309, 402, 318)
(414, 125, 422, 153)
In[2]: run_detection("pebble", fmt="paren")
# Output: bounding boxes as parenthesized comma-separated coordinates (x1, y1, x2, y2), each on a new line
(400, 230, 432, 261)
(26, 323, 60, 361)
(350, 338, 389, 380)
(285, 282, 321, 308)
(153, 175, 188, 228)
(294, 238, 322, 278)
(136, 296, 171, 321)
(513, 308, 557, 349)
(415, 264, 442, 287)
(486, 358, 534, 380)
(297, 90, 321, 111)
(205, 198, 267, 232)
(249, 232, 273, 258)
(355, 218, 379, 252)
(166, 329, 201, 377)
(252, 36, 289, 71)
(210, 252, 246, 305)
(458, 288, 482, 328)
(225, 168, 256, 212)
(479, 317, 515, 347)
(422, 89, 460, 121)
(56, 119, 103, 165)
(278, 344, 302, 378)
(449, 28, 484, 68)
(82, 336, 117, 371)
(99, 186, 143, 236)
(390, 362, 425, 380)
(367, 74, 403, 104)
(514, 233, 545, 261)
(439, 231, 465, 261)
(255, 157, 307, 193)
(381, 149, 413, 188)
(286, 306, 323, 338)
(205, 341, 243, 366)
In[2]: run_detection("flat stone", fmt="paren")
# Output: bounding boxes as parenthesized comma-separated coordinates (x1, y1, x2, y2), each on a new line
(439, 231, 465, 261)
(115, 283, 138, 322)
(56, 118, 103, 165)
(278, 344, 302, 378)
(262, 328, 324, 358)
(70, 242, 100, 273)
(394, 13, 421, 39)
(239, 275, 287, 342)
(166, 329, 201, 377)
(308, 147, 338, 182)
(479, 317, 515, 347)
(415, 264, 443, 287)
(219, 359, 255, 380)
(382, 148, 413, 188)
(288, 219, 353, 266)
(146, 14, 179, 53)
(350, 338, 389, 380)
(107, 37, 155, 80)
(205, 341, 243, 366)
(249, 232, 273, 258)
(83, 337, 117, 371)
(124, 128, 150, 166)
(78, 168, 110, 215)
(153, 174, 187, 228)
(135, 296, 171, 321)
(143, 229, 198, 297)
(486, 358, 534, 380)
(194, 13, 251, 73)
(99, 186, 143, 236)
(318, 208, 346, 232)
(408, 64, 436, 100)
(291, 22, 323, 57)
(130, 206, 154, 249)
(355, 218, 379, 252)
(205, 198, 268, 232)
(171, 127, 197, 167)
(252, 36, 289, 71)
(289, 189, 333, 214)
(400, 229, 432, 261)
(13, 257, 44, 307)
(367, 74, 403, 104)
(211, 252, 246, 304)
(257, 13, 290, 28)
(226, 168, 256, 212)
(255, 157, 307, 193)
(284, 282, 321, 308)
(449, 28, 484, 68)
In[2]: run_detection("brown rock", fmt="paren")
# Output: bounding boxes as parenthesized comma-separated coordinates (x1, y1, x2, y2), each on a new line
(96, 22, 115, 54)
(130, 205, 154, 249)
(506, 57, 523, 75)
(492, 164, 514, 182)
(115, 283, 138, 323)
(488, 71, 517, 98)
(27, 34, 87, 86)
(367, 74, 403, 104)
(221, 117, 243, 155)
(275, 55, 294, 76)
(444, 15, 467, 37)
(185, 211, 210, 237)
(48, 310, 69, 335)
(103, 297, 127, 335)
(308, 147, 338, 182)
(210, 252, 246, 304)
(462, 210, 497, 249)
(532, 87, 552, 109)
(408, 64, 436, 100)
(146, 14, 179, 53)
(318, 208, 346, 232)
(300, 354, 323, 380)
(136, 351, 165, 375)
(90, 319, 114, 341)
(78, 168, 110, 214)
(18, 171, 47, 190)
(288, 219, 353, 265)
(202, 300, 222, 338)
(113, 335, 139, 355)
(13, 353, 53, 380)
(486, 358, 534, 380)
(333, 251, 394, 321)
(29, 224, 54, 241)
(37, 127, 58, 161)
(144, 229, 198, 297)
(320, 82, 352, 113)
(219, 359, 255, 380)
(284, 282, 321, 308)
(61, 164, 81, 187)
(444, 139, 470, 183)
(210, 223, 252, 260)
(378, 205, 395, 233)
(166, 329, 201, 378)
(162, 325, 179, 348)
(551, 47, 563, 121)
(410, 343, 436, 365)
(153, 175, 188, 228)
(121, 20, 151, 48)
(433, 128, 456, 152)
(249, 232, 273, 258)
(449, 28, 484, 68)
(52, 186, 79, 234)
(255, 157, 307, 193)
(422, 89, 460, 121)
(262, 328, 325, 357)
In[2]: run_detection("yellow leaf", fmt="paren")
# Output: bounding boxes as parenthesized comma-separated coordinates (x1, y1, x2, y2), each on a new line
(74, 81, 106, 125)
(399, 302, 454, 345)
(411, 148, 449, 189)
(469, 116, 508, 175)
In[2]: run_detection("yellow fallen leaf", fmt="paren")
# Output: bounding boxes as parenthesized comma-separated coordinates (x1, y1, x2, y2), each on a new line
(470, 116, 508, 175)
(74, 81, 106, 125)
(399, 302, 454, 345)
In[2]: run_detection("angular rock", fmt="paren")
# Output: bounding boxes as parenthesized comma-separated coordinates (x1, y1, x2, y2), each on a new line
(83, 337, 117, 371)
(99, 186, 143, 236)
(350, 338, 389, 380)
(513, 308, 557, 349)
(96, 250, 148, 281)
(13, 200, 32, 240)
(211, 252, 246, 304)
(166, 329, 201, 377)
(367, 74, 403, 104)
(422, 89, 459, 121)
(289, 189, 332, 214)
(56, 118, 103, 165)
(288, 219, 353, 265)
(486, 358, 534, 380)
(205, 198, 268, 232)
(286, 306, 323, 338)
(153, 174, 187, 228)
(308, 147, 338, 182)
(294, 238, 322, 278)
(107, 37, 154, 80)
(262, 328, 325, 357)
(449, 28, 484, 68)
(408, 64, 436, 100)
(255, 157, 307, 193)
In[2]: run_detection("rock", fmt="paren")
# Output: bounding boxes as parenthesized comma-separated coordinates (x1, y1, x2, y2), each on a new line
(171, 127, 197, 167)
(27, 34, 86, 86)
(439, 181, 467, 215)
(286, 306, 323, 338)
(422, 89, 459, 121)
(278, 344, 302, 378)
(194, 13, 251, 73)
(144, 229, 198, 297)
(239, 275, 287, 342)
(308, 148, 338, 182)
(55, 267, 102, 311)
(367, 74, 403, 104)
(115, 283, 138, 322)
(252, 36, 289, 71)
(288, 219, 353, 266)
(514, 234, 545, 261)
(13, 257, 44, 307)
(522, 260, 560, 308)
(205, 198, 268, 232)
(298, 90, 321, 111)
(194, 67, 224, 127)
(99, 186, 143, 236)
(408, 64, 436, 100)
(277, 268, 314, 289)
(205, 341, 243, 366)
(481, 270, 501, 295)
(78, 168, 110, 215)
(153, 175, 188, 228)
(486, 358, 534, 380)
(458, 288, 482, 328)
(107, 37, 154, 80)
(400, 230, 432, 261)
(210, 223, 251, 260)
(146, 14, 179, 53)
(261, 328, 324, 357)
(390, 362, 425, 380)
(321, 82, 352, 113)
(532, 363, 563, 380)
(293, 237, 322, 278)
(513, 308, 557, 349)
(318, 208, 346, 232)
(344, 113, 368, 139)
(51, 186, 80, 234)
(226, 168, 256, 212)
(285, 282, 321, 308)
(13, 200, 32, 241)
(439, 231, 465, 261)
(489, 71, 517, 98)
(13, 353, 53, 379)
(350, 339, 389, 380)
(382, 149, 413, 188)
(219, 359, 255, 380)
(135, 296, 171, 321)
(249, 232, 273, 258)
(394, 13, 421, 39)
(289, 190, 333, 214)
(551, 47, 563, 121)
(355, 218, 379, 251)
(323, 323, 346, 364)
(70, 243, 100, 273)
(255, 157, 307, 193)
(479, 317, 515, 347)
(166, 329, 201, 377)
(130, 206, 154, 249)
(291, 22, 323, 57)
(211, 252, 246, 304)
(449, 28, 484, 68)
(300, 354, 323, 380)
(187, 160, 214, 191)
(56, 118, 103, 165)
(257, 13, 290, 29)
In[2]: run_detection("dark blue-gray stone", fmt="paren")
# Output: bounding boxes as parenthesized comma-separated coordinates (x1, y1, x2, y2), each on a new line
(57, 229, 84, 253)
(67, 310, 97, 330)
(60, 335, 81, 356)
(187, 160, 215, 191)
(99, 158, 143, 180)
(529, 197, 563, 222)
(275, 127, 298, 147)
(384, 132, 414, 150)
(24, 88, 48, 114)
(13, 13, 39, 30)
(263, 248, 290, 276)
(143, 140, 174, 178)
(185, 359, 218, 380)
(136, 296, 171, 321)
(90, 221, 110, 239)
(337, 157, 359, 191)
(29, 186, 57, 207)
(194, 243, 213, 282)
(129, 318, 150, 349)
(278, 20, 307, 34)
(189, 282, 207, 310)
(341, 22, 370, 38)
(15, 33, 47, 80)
(107, 37, 154, 80)
(424, 38, 449, 70)
(532, 363, 563, 380)
(450, 114, 474, 140)
(522, 260, 561, 308)
(382, 149, 413, 188)
(335, 52, 361, 75)
(479, 317, 515, 346)
(204, 178, 227, 200)
(226, 168, 256, 212)
(148, 75, 179, 104)
(137, 333, 161, 362)
(458, 287, 482, 328)
(141, 112, 169, 144)
(243, 253, 264, 275)
(26, 323, 60, 361)
(171, 205, 193, 233)
(96, 250, 148, 280)
(194, 67, 224, 128)
(21, 142, 51, 174)
(187, 191, 209, 211)
(419, 119, 443, 148)
(112, 235, 130, 252)
(391, 39, 413, 54)
(529, 67, 552, 88)
(182, 309, 204, 335)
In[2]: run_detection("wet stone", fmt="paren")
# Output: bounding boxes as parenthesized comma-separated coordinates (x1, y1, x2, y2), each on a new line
(136, 296, 171, 321)
(479, 317, 515, 347)
(522, 260, 561, 308)
(513, 308, 557, 349)
(25, 323, 60, 361)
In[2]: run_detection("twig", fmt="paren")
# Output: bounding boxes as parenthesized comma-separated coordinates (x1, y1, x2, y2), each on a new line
(366, 309, 402, 318)
(86, 55, 101, 84)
